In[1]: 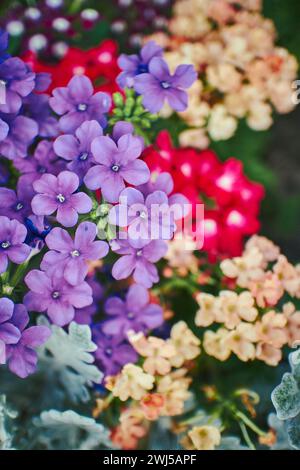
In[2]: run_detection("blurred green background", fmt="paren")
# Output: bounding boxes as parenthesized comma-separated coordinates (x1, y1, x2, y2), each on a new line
(1, 0, 299, 259)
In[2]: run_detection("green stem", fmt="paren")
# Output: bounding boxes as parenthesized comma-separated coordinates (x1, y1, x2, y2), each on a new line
(238, 421, 255, 450)
(235, 410, 266, 437)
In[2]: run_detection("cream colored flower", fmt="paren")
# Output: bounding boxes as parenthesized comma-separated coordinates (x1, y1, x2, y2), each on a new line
(179, 128, 210, 150)
(273, 255, 300, 297)
(195, 293, 216, 327)
(128, 332, 176, 376)
(207, 63, 242, 93)
(282, 302, 300, 347)
(245, 235, 280, 264)
(216, 290, 258, 328)
(255, 310, 287, 349)
(256, 342, 282, 366)
(157, 369, 191, 416)
(220, 247, 264, 288)
(169, 321, 201, 367)
(165, 236, 198, 274)
(225, 322, 258, 361)
(110, 364, 155, 401)
(203, 328, 231, 361)
(208, 105, 238, 141)
(247, 101, 273, 131)
(249, 272, 284, 308)
(184, 425, 221, 450)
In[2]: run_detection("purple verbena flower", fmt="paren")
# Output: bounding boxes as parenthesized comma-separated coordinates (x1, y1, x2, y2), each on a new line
(14, 140, 64, 181)
(137, 171, 190, 219)
(117, 41, 163, 88)
(109, 187, 176, 241)
(49, 75, 111, 133)
(23, 93, 59, 138)
(0, 159, 9, 185)
(0, 297, 21, 364)
(6, 303, 50, 378)
(111, 238, 167, 288)
(74, 277, 104, 325)
(92, 327, 138, 377)
(31, 170, 92, 227)
(53, 120, 103, 179)
(0, 216, 31, 273)
(0, 114, 38, 159)
(0, 57, 36, 114)
(24, 270, 93, 326)
(41, 221, 109, 286)
(0, 175, 34, 222)
(84, 131, 149, 203)
(0, 29, 10, 64)
(102, 283, 163, 338)
(134, 58, 197, 113)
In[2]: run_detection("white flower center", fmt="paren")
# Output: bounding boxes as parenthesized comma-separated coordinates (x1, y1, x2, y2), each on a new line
(52, 291, 60, 299)
(77, 103, 87, 112)
(56, 193, 65, 203)
(111, 164, 120, 172)
(79, 152, 88, 161)
(70, 249, 80, 258)
(1, 241, 10, 249)
(161, 81, 171, 89)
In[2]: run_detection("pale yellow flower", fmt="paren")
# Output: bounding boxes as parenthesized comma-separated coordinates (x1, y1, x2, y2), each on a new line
(157, 369, 191, 416)
(245, 235, 280, 265)
(216, 290, 258, 328)
(165, 236, 198, 274)
(110, 364, 155, 402)
(208, 104, 238, 141)
(195, 293, 216, 327)
(184, 425, 221, 450)
(220, 247, 264, 288)
(255, 310, 287, 348)
(169, 321, 201, 367)
(203, 328, 231, 361)
(128, 331, 176, 376)
(225, 322, 258, 361)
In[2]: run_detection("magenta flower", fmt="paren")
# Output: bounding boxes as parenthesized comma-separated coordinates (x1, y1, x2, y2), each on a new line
(31, 171, 92, 227)
(6, 303, 50, 378)
(0, 216, 31, 273)
(111, 238, 167, 288)
(49, 75, 111, 133)
(84, 133, 149, 203)
(102, 283, 163, 337)
(41, 222, 109, 286)
(24, 270, 93, 326)
(0, 297, 21, 364)
(109, 187, 176, 241)
(134, 58, 197, 113)
(53, 120, 103, 179)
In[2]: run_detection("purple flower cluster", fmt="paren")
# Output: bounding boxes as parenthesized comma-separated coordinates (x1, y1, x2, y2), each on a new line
(117, 41, 197, 113)
(0, 297, 50, 378)
(0, 37, 195, 381)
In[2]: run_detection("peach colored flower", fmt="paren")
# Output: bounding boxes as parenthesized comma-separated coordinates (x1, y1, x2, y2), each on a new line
(203, 328, 231, 361)
(225, 322, 258, 361)
(183, 425, 221, 450)
(255, 310, 287, 348)
(215, 290, 258, 329)
(282, 302, 300, 347)
(157, 369, 191, 416)
(169, 321, 201, 368)
(111, 407, 147, 450)
(165, 236, 198, 274)
(220, 247, 264, 288)
(110, 364, 155, 401)
(140, 393, 165, 421)
(249, 272, 284, 308)
(128, 331, 176, 376)
(245, 235, 280, 265)
(195, 293, 216, 327)
(273, 255, 300, 297)
(256, 342, 282, 366)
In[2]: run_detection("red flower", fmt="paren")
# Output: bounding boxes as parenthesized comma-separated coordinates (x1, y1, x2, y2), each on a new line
(143, 131, 264, 260)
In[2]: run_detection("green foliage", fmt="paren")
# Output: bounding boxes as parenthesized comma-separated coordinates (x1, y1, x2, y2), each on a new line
(32, 409, 111, 450)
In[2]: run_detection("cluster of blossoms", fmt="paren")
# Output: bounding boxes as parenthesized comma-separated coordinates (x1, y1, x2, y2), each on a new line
(143, 130, 264, 259)
(196, 236, 300, 366)
(0, 0, 101, 59)
(0, 33, 197, 382)
(103, 322, 201, 449)
(24, 39, 121, 95)
(146, 0, 298, 147)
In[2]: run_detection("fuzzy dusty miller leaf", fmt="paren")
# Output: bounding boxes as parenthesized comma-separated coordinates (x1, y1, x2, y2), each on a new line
(37, 317, 103, 403)
(0, 395, 17, 450)
(217, 436, 249, 450)
(271, 372, 300, 420)
(271, 347, 300, 449)
(267, 414, 294, 450)
(33, 409, 111, 450)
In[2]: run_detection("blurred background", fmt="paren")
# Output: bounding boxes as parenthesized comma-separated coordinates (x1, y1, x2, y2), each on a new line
(0, 0, 299, 259)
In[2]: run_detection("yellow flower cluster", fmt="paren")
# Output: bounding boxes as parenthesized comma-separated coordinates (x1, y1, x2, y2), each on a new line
(147, 0, 298, 147)
(196, 236, 300, 366)
(105, 322, 201, 449)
